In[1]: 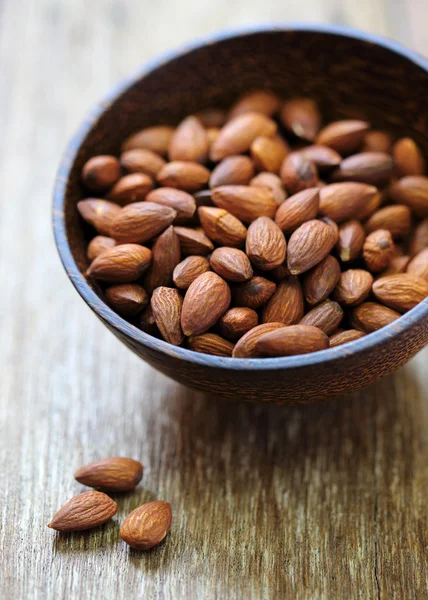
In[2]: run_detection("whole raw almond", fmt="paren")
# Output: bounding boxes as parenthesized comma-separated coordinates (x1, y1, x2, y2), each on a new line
(362, 130, 392, 153)
(409, 219, 428, 255)
(231, 276, 276, 309)
(206, 127, 221, 147)
(250, 172, 287, 205)
(316, 120, 370, 154)
(363, 229, 395, 272)
(337, 220, 365, 262)
(174, 226, 214, 255)
(87, 235, 116, 261)
(228, 90, 281, 119)
(274, 188, 319, 233)
(82, 155, 121, 191)
(168, 115, 209, 163)
(157, 161, 210, 192)
(256, 324, 329, 357)
(210, 112, 277, 162)
(381, 255, 411, 276)
(120, 501, 172, 550)
(218, 307, 259, 341)
(212, 185, 277, 223)
(303, 255, 341, 305)
(300, 300, 343, 335)
(251, 135, 289, 173)
(74, 457, 143, 492)
(146, 188, 196, 223)
(77, 199, 121, 236)
(246, 217, 286, 271)
(111, 202, 176, 244)
(351, 301, 401, 332)
(406, 248, 428, 280)
(173, 255, 211, 289)
(48, 491, 117, 532)
(372, 273, 428, 312)
(151, 287, 184, 345)
(365, 205, 411, 239)
(296, 145, 342, 169)
(262, 277, 304, 325)
(269, 261, 291, 282)
(329, 329, 365, 347)
(144, 225, 181, 295)
(287, 219, 336, 275)
(108, 173, 154, 205)
(139, 305, 158, 336)
(105, 284, 148, 317)
(87, 244, 152, 283)
(232, 322, 285, 358)
(209, 155, 255, 188)
(120, 148, 166, 178)
(194, 108, 226, 128)
(280, 98, 321, 141)
(353, 190, 383, 221)
(388, 176, 428, 217)
(331, 152, 394, 186)
(210, 247, 253, 282)
(280, 152, 318, 194)
(319, 182, 378, 222)
(198, 206, 247, 247)
(181, 272, 231, 336)
(122, 126, 175, 156)
(333, 269, 374, 307)
(393, 137, 425, 176)
(320, 216, 339, 244)
(188, 333, 234, 357)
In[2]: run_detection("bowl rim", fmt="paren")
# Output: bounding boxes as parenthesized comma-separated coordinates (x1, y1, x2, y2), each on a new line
(53, 23, 428, 371)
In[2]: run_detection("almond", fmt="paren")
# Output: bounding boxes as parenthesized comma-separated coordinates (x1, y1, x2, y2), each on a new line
(319, 182, 378, 222)
(173, 255, 211, 289)
(333, 269, 373, 307)
(351, 301, 401, 332)
(198, 206, 247, 247)
(48, 491, 117, 532)
(268, 261, 291, 282)
(206, 127, 221, 147)
(231, 276, 276, 309)
(287, 219, 336, 275)
(107, 173, 154, 205)
(406, 248, 428, 280)
(363, 229, 395, 272)
(105, 284, 148, 317)
(262, 277, 304, 325)
(218, 307, 259, 341)
(280, 98, 321, 141)
(365, 205, 411, 239)
(409, 219, 428, 256)
(232, 322, 285, 358)
(303, 255, 341, 305)
(353, 190, 383, 221)
(381, 255, 411, 276)
(329, 329, 365, 347)
(337, 220, 365, 262)
(331, 152, 394, 186)
(388, 176, 428, 217)
(168, 115, 209, 163)
(212, 185, 277, 223)
(139, 305, 158, 336)
(122, 126, 175, 156)
(210, 247, 253, 282)
(250, 135, 289, 173)
(188, 333, 234, 357)
(209, 155, 255, 188)
(151, 287, 184, 345)
(87, 236, 116, 261)
(250, 172, 287, 205)
(87, 244, 152, 283)
(296, 145, 342, 170)
(181, 272, 231, 336)
(77, 198, 121, 236)
(193, 189, 213, 207)
(228, 90, 281, 119)
(210, 112, 277, 162)
(146, 188, 196, 223)
(256, 324, 329, 357)
(320, 216, 339, 244)
(246, 217, 286, 270)
(111, 202, 176, 244)
(316, 120, 370, 154)
(82, 155, 121, 191)
(194, 108, 226, 128)
(274, 188, 319, 233)
(144, 225, 181, 294)
(280, 152, 318, 194)
(372, 273, 428, 312)
(393, 137, 425, 176)
(174, 226, 214, 255)
(362, 130, 392, 153)
(300, 300, 343, 335)
(120, 148, 166, 178)
(74, 457, 143, 492)
(157, 161, 210, 192)
(120, 501, 172, 550)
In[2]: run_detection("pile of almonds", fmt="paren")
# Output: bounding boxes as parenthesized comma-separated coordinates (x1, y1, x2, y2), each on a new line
(78, 90, 428, 358)
(48, 457, 172, 551)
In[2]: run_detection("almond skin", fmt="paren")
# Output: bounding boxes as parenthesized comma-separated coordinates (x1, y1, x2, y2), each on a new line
(351, 301, 401, 332)
(228, 90, 281, 119)
(274, 188, 319, 233)
(105, 284, 148, 317)
(372, 273, 428, 312)
(337, 220, 365, 262)
(111, 202, 176, 244)
(188, 333, 234, 357)
(198, 206, 247, 247)
(194, 108, 226, 128)
(209, 155, 255, 188)
(256, 325, 329, 357)
(87, 244, 152, 283)
(332, 151, 394, 186)
(333, 269, 374, 307)
(122, 126, 175, 156)
(82, 155, 121, 191)
(393, 137, 425, 176)
(232, 322, 285, 358)
(365, 205, 412, 239)
(353, 190, 383, 221)
(287, 219, 336, 275)
(250, 172, 287, 205)
(363, 229, 395, 272)
(120, 501, 172, 550)
(139, 305, 158, 336)
(143, 225, 181, 295)
(362, 130, 392, 153)
(406, 248, 428, 280)
(262, 277, 304, 325)
(157, 161, 210, 192)
(280, 98, 321, 141)
(246, 217, 286, 271)
(219, 307, 259, 341)
(107, 173, 154, 205)
(231, 276, 276, 309)
(409, 219, 428, 256)
(151, 287, 184, 345)
(329, 329, 365, 347)
(316, 120, 370, 154)
(77, 199, 121, 236)
(120, 148, 166, 178)
(280, 153, 318, 195)
(388, 176, 428, 217)
(250, 135, 289, 174)
(299, 300, 343, 335)
(168, 115, 208, 163)
(319, 182, 378, 222)
(212, 185, 277, 223)
(210, 112, 277, 161)
(210, 247, 253, 282)
(146, 188, 196, 223)
(74, 457, 143, 492)
(173, 255, 211, 289)
(193, 189, 213, 207)
(303, 255, 341, 305)
(48, 491, 117, 532)
(181, 272, 231, 336)
(381, 255, 411, 276)
(269, 261, 291, 282)
(174, 227, 214, 255)
(87, 236, 116, 261)
(297, 145, 342, 169)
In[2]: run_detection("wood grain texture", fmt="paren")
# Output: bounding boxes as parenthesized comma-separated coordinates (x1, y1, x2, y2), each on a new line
(0, 0, 427, 598)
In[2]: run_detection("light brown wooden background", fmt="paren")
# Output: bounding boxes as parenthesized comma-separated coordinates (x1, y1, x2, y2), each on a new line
(0, 0, 427, 598)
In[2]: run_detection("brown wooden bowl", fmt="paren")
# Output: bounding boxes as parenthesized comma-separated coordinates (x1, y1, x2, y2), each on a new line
(53, 25, 428, 404)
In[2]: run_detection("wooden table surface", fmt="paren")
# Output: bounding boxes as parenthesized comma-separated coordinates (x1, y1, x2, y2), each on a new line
(1, 0, 427, 598)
